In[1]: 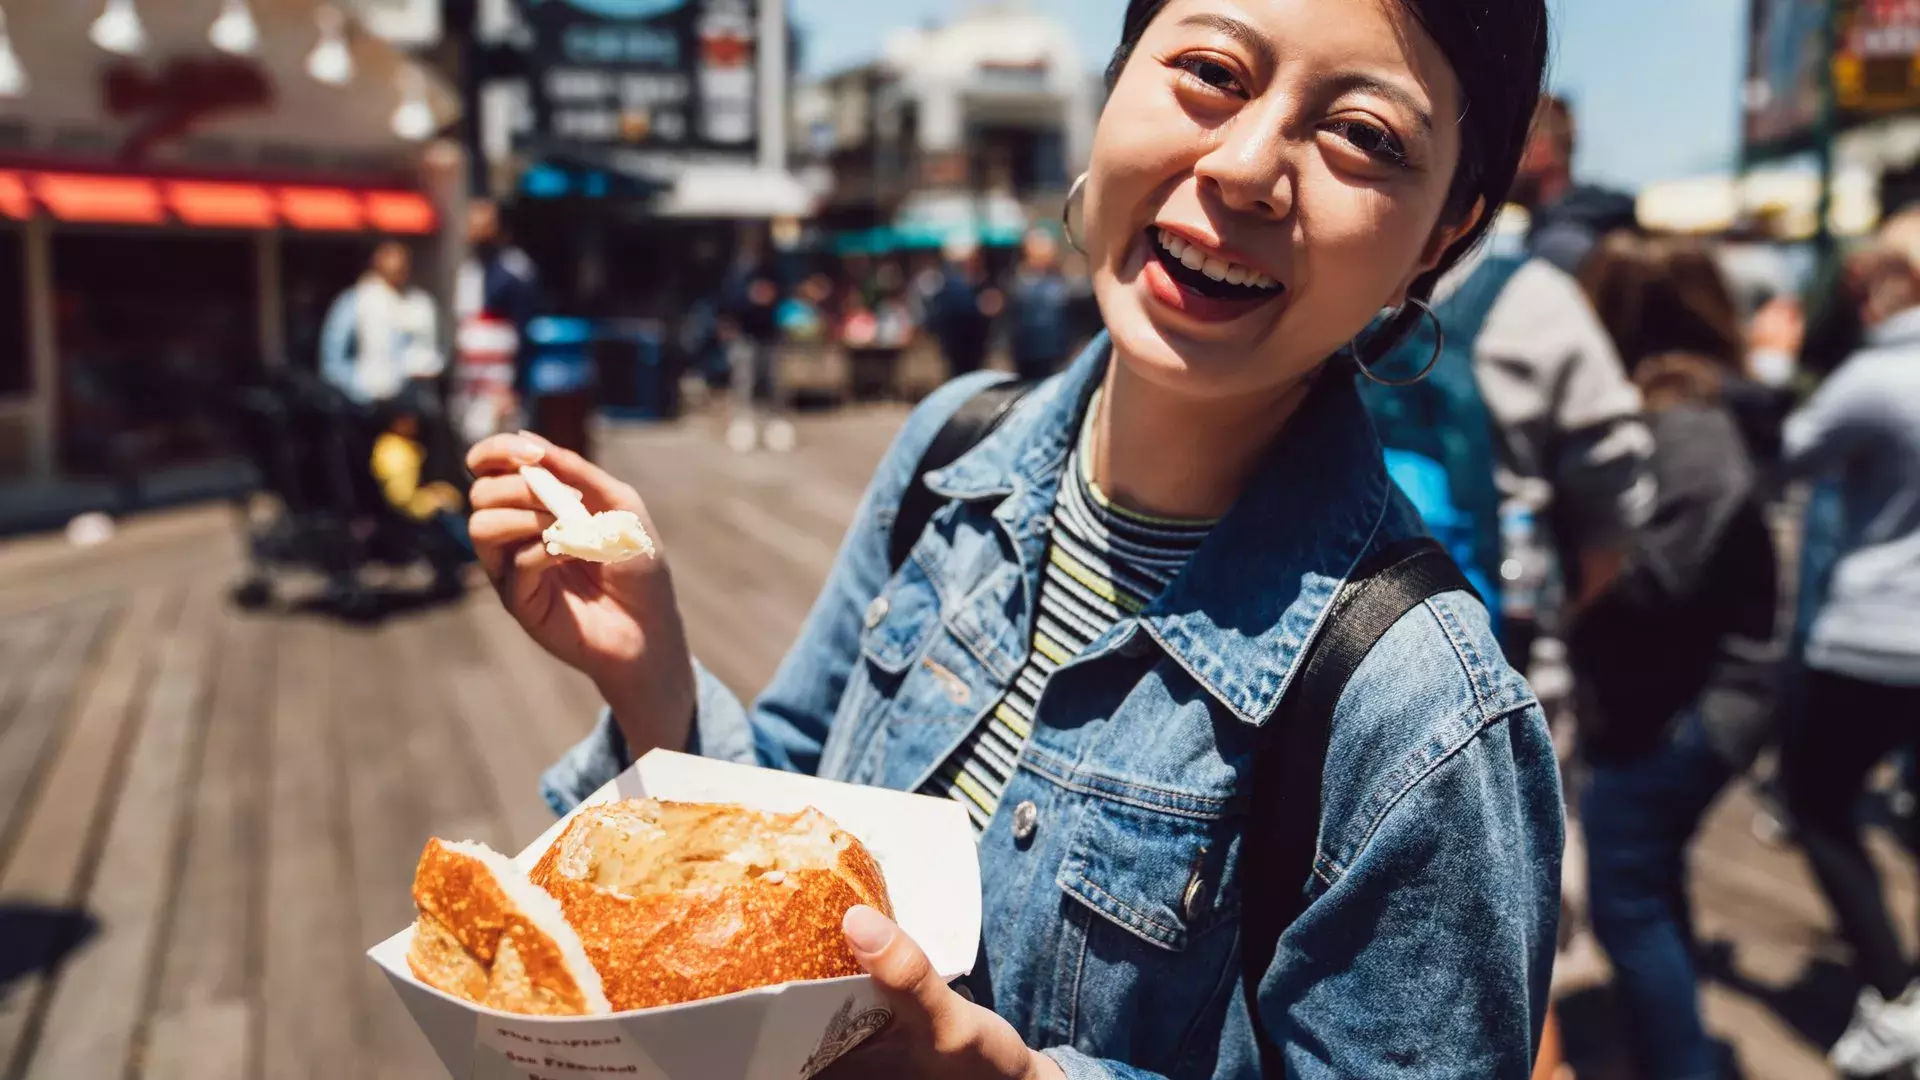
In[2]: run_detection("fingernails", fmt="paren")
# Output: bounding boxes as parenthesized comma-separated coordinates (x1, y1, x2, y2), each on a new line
(504, 436, 545, 465)
(843, 905, 894, 955)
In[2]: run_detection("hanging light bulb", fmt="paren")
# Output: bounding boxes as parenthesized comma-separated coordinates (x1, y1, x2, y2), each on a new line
(0, 7, 25, 99)
(391, 65, 436, 142)
(307, 5, 354, 86)
(209, 0, 259, 56)
(89, 0, 146, 57)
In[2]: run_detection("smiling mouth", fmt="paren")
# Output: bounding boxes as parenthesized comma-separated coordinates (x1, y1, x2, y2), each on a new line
(1147, 228, 1285, 301)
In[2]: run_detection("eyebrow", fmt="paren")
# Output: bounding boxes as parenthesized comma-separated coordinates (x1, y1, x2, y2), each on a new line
(1175, 13, 1437, 134)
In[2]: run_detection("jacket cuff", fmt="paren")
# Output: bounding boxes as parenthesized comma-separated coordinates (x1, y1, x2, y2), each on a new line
(539, 707, 630, 816)
(685, 657, 759, 766)
(1043, 1046, 1154, 1080)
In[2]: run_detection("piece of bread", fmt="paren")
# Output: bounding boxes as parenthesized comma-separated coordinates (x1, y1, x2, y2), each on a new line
(527, 799, 893, 1011)
(408, 838, 611, 1016)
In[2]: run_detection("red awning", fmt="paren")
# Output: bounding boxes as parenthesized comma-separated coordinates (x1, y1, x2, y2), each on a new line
(0, 172, 28, 220)
(2, 169, 435, 234)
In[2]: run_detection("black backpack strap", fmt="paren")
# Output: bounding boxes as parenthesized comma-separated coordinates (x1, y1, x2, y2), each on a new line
(1241, 537, 1475, 1076)
(888, 379, 1032, 572)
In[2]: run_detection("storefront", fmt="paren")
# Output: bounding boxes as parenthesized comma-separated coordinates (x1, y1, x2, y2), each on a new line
(0, 0, 456, 490)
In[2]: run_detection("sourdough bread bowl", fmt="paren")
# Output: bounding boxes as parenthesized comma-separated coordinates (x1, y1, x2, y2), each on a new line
(527, 799, 894, 1011)
(408, 838, 610, 1016)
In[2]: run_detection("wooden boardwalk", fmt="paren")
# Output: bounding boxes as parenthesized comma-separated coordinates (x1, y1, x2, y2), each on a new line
(0, 406, 1892, 1080)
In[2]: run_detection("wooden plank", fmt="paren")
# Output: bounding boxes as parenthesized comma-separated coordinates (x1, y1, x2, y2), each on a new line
(0, 602, 116, 862)
(140, 601, 276, 1080)
(259, 619, 361, 1080)
(464, 599, 605, 769)
(404, 609, 556, 850)
(142, 998, 249, 1080)
(18, 585, 216, 1080)
(0, 589, 171, 1076)
(328, 624, 443, 1080)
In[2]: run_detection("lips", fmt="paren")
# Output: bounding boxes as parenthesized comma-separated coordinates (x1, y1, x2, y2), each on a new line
(1140, 227, 1285, 324)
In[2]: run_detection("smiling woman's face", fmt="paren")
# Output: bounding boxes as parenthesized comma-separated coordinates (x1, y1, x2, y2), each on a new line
(1088, 0, 1478, 401)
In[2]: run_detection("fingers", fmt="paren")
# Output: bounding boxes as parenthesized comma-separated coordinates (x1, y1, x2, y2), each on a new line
(465, 432, 547, 478)
(469, 473, 545, 513)
(510, 431, 642, 514)
(470, 507, 551, 581)
(842, 906, 954, 1026)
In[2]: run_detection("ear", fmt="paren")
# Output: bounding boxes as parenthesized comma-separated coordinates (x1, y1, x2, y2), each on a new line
(1389, 197, 1488, 306)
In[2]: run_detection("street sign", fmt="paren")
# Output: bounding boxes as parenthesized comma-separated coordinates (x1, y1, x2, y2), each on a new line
(516, 0, 759, 163)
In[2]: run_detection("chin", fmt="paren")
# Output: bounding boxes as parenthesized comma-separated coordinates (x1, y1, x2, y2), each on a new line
(1091, 263, 1322, 404)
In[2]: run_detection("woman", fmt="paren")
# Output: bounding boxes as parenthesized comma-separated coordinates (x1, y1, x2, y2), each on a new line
(1571, 233, 1782, 1080)
(468, 1, 1559, 1076)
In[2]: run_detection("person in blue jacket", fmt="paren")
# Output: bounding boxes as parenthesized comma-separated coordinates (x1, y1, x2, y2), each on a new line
(468, 0, 1561, 1075)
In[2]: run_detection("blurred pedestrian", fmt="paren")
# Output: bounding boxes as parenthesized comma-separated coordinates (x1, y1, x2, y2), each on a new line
(926, 237, 997, 378)
(1510, 95, 1638, 277)
(454, 200, 540, 443)
(1777, 230, 1920, 1077)
(1377, 205, 1652, 645)
(1570, 234, 1784, 1080)
(719, 228, 793, 453)
(1004, 228, 1074, 382)
(320, 241, 443, 414)
(469, 0, 1563, 1074)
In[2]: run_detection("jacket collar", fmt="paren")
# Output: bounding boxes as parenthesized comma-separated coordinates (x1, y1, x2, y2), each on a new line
(927, 333, 1393, 728)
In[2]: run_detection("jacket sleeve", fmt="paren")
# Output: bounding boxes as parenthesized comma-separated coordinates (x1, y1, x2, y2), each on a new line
(1476, 260, 1654, 548)
(538, 372, 1011, 811)
(1269, 707, 1562, 1080)
(1783, 359, 1880, 478)
(318, 290, 359, 400)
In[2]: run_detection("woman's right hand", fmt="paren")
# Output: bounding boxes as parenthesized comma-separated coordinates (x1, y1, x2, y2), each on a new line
(466, 432, 696, 753)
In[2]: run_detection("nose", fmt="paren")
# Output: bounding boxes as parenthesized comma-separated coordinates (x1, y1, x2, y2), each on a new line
(1192, 108, 1296, 222)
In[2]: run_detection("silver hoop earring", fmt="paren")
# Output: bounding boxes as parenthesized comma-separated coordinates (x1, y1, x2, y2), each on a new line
(1352, 297, 1444, 387)
(1062, 172, 1089, 255)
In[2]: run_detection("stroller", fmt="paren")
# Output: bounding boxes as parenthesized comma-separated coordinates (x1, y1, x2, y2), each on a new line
(223, 367, 473, 618)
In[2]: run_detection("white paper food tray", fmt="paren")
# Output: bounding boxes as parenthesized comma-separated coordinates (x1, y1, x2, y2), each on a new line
(369, 750, 983, 1080)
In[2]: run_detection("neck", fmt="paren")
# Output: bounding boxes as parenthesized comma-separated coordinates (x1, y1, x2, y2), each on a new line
(1086, 352, 1313, 521)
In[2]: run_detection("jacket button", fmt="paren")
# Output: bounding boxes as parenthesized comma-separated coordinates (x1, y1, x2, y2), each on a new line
(1010, 800, 1039, 843)
(863, 596, 890, 629)
(1182, 867, 1208, 923)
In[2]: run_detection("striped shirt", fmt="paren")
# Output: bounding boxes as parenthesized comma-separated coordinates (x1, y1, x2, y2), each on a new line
(918, 395, 1215, 832)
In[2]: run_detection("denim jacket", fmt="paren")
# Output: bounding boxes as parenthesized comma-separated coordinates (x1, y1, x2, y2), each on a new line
(543, 336, 1563, 1079)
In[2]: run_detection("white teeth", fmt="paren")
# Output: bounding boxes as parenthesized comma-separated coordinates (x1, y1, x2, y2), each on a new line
(1155, 228, 1279, 291)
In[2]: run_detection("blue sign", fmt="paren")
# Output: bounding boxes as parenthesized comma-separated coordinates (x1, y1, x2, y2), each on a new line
(532, 0, 688, 19)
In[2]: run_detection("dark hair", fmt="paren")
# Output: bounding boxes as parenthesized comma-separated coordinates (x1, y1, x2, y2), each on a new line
(1106, 0, 1550, 360)
(1579, 232, 1745, 407)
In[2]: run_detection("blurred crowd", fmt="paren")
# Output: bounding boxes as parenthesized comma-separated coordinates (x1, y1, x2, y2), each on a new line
(1377, 95, 1920, 1080)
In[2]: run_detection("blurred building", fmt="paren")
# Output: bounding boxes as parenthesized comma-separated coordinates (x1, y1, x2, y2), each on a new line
(0, 0, 457, 496)
(462, 0, 808, 324)
(794, 3, 1097, 253)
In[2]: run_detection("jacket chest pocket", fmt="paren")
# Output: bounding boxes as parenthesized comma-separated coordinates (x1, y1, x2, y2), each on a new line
(1050, 785, 1247, 1075)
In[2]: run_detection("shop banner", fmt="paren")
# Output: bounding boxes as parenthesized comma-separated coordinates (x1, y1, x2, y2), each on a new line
(517, 0, 759, 160)
(1834, 0, 1920, 115)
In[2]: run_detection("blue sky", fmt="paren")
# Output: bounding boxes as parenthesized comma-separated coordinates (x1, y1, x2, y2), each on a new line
(790, 0, 1752, 190)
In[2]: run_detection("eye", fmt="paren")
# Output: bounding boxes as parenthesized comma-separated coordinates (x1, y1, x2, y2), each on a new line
(1325, 119, 1410, 167)
(1172, 56, 1247, 99)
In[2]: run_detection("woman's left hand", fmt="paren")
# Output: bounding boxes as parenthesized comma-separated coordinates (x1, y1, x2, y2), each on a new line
(821, 906, 1064, 1080)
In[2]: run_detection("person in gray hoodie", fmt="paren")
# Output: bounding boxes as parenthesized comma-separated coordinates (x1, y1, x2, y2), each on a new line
(1780, 233, 1920, 1078)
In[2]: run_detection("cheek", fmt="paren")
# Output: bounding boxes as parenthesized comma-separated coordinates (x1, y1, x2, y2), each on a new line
(1297, 178, 1443, 306)
(1083, 86, 1190, 261)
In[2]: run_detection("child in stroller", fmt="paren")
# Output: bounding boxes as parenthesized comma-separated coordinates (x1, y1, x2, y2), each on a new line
(227, 367, 473, 617)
